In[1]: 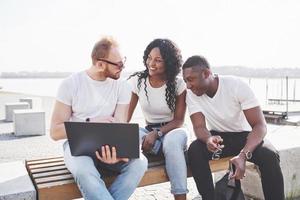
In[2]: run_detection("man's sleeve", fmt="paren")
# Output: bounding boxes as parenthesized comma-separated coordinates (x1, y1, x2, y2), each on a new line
(176, 77, 186, 96)
(56, 77, 73, 106)
(186, 90, 202, 116)
(127, 75, 139, 94)
(117, 80, 131, 104)
(236, 79, 260, 110)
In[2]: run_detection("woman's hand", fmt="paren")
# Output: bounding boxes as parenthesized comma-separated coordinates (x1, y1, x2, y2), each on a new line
(142, 131, 158, 152)
(95, 145, 129, 164)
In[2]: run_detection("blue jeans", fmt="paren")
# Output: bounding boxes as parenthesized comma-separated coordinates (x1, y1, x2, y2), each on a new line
(63, 141, 148, 200)
(139, 127, 189, 195)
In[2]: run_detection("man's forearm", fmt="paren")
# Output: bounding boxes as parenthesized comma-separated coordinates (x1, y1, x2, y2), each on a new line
(194, 126, 212, 143)
(242, 123, 267, 153)
(50, 124, 67, 141)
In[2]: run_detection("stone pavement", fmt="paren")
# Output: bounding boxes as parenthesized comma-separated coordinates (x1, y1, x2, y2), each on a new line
(130, 178, 202, 200)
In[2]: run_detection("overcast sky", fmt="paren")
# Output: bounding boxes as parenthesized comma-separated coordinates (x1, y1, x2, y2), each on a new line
(1, 0, 300, 72)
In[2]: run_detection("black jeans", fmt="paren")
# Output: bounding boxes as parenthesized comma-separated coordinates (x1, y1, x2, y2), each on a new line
(188, 131, 284, 200)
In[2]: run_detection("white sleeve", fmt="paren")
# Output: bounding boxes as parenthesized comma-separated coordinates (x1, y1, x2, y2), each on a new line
(128, 75, 139, 94)
(236, 79, 260, 110)
(117, 80, 131, 104)
(186, 90, 202, 116)
(176, 77, 186, 96)
(56, 77, 74, 106)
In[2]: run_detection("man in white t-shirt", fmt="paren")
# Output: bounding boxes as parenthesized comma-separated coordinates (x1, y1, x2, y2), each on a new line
(50, 37, 147, 200)
(182, 55, 284, 200)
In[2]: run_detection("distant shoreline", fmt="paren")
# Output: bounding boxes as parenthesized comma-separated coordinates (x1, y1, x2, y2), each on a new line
(0, 90, 54, 98)
(1, 67, 300, 78)
(0, 77, 66, 79)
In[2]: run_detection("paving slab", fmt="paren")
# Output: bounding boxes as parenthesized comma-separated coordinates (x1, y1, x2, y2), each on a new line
(0, 161, 36, 200)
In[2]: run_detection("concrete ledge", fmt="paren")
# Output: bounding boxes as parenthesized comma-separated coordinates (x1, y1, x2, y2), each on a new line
(280, 147, 300, 199)
(5, 102, 30, 122)
(239, 126, 300, 200)
(241, 163, 264, 199)
(0, 161, 36, 200)
(13, 109, 46, 136)
(240, 147, 300, 200)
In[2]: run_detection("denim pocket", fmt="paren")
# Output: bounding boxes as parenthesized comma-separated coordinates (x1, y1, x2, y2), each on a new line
(150, 140, 162, 155)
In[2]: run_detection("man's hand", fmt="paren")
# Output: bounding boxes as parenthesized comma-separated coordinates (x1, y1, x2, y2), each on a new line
(142, 131, 158, 152)
(95, 145, 129, 164)
(206, 135, 224, 152)
(230, 154, 246, 180)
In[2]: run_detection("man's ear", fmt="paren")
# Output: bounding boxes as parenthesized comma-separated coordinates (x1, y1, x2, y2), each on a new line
(96, 61, 106, 72)
(203, 68, 211, 78)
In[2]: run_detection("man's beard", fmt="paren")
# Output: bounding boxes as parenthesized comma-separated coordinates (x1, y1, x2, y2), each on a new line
(107, 71, 120, 80)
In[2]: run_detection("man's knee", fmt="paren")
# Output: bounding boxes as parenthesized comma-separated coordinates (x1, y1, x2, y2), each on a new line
(254, 146, 280, 167)
(72, 164, 100, 183)
(130, 154, 148, 173)
(188, 139, 207, 159)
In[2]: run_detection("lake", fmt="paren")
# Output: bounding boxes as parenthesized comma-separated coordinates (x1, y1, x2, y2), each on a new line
(1, 75, 300, 106)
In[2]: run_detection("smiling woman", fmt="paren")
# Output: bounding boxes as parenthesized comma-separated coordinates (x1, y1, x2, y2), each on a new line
(127, 38, 190, 200)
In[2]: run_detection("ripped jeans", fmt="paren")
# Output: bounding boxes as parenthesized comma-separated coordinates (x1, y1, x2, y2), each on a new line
(139, 127, 189, 195)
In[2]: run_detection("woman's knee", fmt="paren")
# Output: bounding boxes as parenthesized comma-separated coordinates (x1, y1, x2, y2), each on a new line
(163, 129, 188, 149)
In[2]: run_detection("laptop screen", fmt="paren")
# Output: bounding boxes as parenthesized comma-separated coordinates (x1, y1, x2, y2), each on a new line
(64, 122, 139, 159)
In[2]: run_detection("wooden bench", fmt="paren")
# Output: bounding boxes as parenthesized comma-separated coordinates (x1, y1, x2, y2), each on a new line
(26, 156, 232, 200)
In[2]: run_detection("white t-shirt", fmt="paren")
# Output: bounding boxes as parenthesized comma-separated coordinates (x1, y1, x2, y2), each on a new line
(186, 75, 259, 132)
(56, 71, 131, 122)
(129, 75, 186, 123)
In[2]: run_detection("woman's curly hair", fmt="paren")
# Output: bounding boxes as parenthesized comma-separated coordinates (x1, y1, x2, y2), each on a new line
(129, 39, 182, 112)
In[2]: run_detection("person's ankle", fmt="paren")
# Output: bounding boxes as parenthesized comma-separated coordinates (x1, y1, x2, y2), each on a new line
(174, 194, 186, 200)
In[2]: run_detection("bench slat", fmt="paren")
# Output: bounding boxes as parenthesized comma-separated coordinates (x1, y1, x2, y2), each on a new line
(30, 165, 67, 174)
(26, 157, 64, 165)
(35, 174, 74, 184)
(28, 161, 65, 169)
(209, 157, 231, 172)
(32, 169, 71, 179)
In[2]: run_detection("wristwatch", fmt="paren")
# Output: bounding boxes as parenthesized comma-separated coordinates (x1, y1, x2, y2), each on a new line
(156, 129, 164, 138)
(240, 149, 252, 160)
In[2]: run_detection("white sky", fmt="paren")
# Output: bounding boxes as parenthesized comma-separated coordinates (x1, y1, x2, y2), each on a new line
(1, 0, 300, 72)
